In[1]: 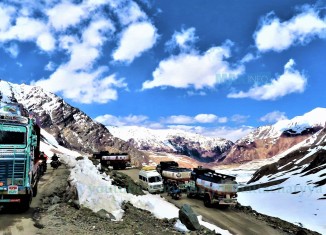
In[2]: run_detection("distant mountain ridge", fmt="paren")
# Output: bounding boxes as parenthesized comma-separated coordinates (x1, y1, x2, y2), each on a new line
(0, 80, 148, 166)
(224, 108, 326, 164)
(108, 126, 233, 162)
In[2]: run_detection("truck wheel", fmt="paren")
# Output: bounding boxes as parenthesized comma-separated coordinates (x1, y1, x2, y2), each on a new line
(204, 194, 212, 208)
(20, 194, 32, 212)
(33, 184, 38, 197)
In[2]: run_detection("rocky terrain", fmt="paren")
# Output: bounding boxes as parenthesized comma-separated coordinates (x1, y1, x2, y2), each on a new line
(0, 81, 148, 166)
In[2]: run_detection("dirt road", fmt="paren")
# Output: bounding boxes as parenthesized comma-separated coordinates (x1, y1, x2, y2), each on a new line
(119, 168, 287, 235)
(0, 164, 69, 235)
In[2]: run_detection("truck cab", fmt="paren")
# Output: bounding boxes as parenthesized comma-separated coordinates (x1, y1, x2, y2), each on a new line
(0, 102, 40, 211)
(139, 166, 164, 193)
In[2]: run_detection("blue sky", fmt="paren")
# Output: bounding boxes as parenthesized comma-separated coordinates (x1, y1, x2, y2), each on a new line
(0, 0, 325, 141)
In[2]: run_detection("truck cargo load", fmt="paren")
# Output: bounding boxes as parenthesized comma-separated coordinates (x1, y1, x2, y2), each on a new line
(187, 167, 238, 208)
(93, 151, 131, 170)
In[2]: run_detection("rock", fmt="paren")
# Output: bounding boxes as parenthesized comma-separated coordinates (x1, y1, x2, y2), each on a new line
(48, 204, 60, 212)
(76, 156, 84, 161)
(51, 195, 61, 204)
(96, 209, 116, 220)
(179, 204, 201, 231)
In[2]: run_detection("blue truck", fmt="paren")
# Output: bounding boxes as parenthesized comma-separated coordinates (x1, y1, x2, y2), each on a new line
(0, 102, 41, 211)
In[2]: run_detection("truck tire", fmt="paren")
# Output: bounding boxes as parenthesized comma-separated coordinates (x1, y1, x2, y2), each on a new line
(33, 183, 38, 197)
(20, 194, 32, 212)
(204, 194, 212, 208)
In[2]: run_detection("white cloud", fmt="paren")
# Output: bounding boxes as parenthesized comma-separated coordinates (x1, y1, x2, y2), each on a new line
(260, 111, 288, 123)
(116, 1, 147, 26)
(4, 43, 19, 58)
(0, 15, 56, 52)
(47, 2, 85, 31)
(163, 114, 227, 124)
(255, 8, 326, 52)
(165, 27, 198, 52)
(228, 59, 307, 100)
(142, 43, 244, 90)
(35, 18, 118, 103)
(112, 21, 158, 63)
(194, 114, 218, 123)
(35, 67, 127, 104)
(37, 33, 56, 51)
(0, 5, 15, 32)
(231, 114, 250, 123)
(163, 115, 194, 125)
(44, 61, 56, 71)
(95, 114, 149, 126)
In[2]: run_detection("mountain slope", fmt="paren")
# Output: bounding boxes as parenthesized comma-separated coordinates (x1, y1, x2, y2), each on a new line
(108, 126, 233, 162)
(237, 127, 326, 234)
(223, 108, 326, 164)
(0, 80, 148, 166)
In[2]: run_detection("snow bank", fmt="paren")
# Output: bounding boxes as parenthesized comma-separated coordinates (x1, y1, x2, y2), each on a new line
(59, 155, 233, 234)
(237, 157, 326, 234)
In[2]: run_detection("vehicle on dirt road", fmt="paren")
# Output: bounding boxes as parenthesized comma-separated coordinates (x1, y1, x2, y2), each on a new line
(93, 151, 131, 170)
(156, 161, 192, 194)
(186, 167, 238, 208)
(0, 102, 42, 211)
(138, 166, 164, 193)
(50, 159, 61, 169)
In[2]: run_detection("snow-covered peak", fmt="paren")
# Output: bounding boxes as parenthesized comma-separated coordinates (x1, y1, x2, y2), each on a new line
(109, 125, 230, 146)
(108, 125, 233, 161)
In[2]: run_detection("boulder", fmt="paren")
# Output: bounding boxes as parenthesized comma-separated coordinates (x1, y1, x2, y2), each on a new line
(178, 204, 200, 231)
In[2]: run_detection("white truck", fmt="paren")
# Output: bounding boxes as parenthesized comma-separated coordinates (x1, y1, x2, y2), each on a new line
(138, 166, 164, 193)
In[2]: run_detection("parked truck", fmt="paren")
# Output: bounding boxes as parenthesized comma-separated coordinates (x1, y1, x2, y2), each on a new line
(93, 151, 131, 170)
(156, 161, 192, 192)
(0, 102, 41, 211)
(186, 167, 238, 208)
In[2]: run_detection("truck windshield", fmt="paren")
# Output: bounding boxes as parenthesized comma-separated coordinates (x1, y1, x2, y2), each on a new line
(0, 125, 27, 147)
(149, 176, 162, 183)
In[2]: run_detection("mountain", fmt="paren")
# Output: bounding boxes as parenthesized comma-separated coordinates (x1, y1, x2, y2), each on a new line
(108, 126, 233, 163)
(237, 127, 326, 234)
(0, 80, 148, 166)
(223, 108, 326, 164)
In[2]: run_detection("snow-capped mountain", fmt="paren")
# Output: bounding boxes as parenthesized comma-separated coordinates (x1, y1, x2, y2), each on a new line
(108, 126, 233, 162)
(0, 80, 148, 166)
(223, 108, 326, 164)
(237, 127, 326, 234)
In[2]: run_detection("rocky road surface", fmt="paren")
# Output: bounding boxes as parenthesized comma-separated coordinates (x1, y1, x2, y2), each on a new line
(0, 162, 320, 235)
(118, 168, 321, 235)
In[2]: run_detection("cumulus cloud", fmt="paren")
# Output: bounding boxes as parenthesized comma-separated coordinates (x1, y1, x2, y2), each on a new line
(112, 22, 158, 63)
(260, 111, 288, 123)
(142, 43, 244, 90)
(162, 114, 227, 124)
(95, 114, 148, 126)
(228, 59, 307, 100)
(47, 2, 85, 31)
(0, 16, 56, 51)
(165, 27, 198, 52)
(34, 17, 123, 104)
(255, 8, 326, 52)
(231, 114, 250, 123)
(0, 1, 156, 104)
